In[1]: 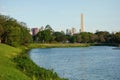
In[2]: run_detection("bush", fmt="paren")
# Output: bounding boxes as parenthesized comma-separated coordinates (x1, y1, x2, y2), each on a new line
(10, 42, 20, 47)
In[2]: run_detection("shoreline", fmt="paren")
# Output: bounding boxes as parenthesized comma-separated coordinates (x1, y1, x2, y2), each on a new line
(27, 43, 90, 48)
(0, 43, 119, 80)
(0, 44, 68, 80)
(13, 45, 68, 80)
(12, 43, 91, 80)
(26, 43, 120, 49)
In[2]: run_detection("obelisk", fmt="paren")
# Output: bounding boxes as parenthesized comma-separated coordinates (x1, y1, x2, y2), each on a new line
(80, 13, 84, 32)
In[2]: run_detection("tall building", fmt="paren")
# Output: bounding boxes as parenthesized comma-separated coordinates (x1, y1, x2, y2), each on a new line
(80, 13, 84, 32)
(31, 28, 39, 36)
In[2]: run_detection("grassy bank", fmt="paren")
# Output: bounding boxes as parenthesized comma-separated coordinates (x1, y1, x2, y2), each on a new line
(27, 43, 90, 48)
(0, 44, 30, 80)
(0, 44, 68, 80)
(91, 43, 120, 47)
(0, 43, 89, 80)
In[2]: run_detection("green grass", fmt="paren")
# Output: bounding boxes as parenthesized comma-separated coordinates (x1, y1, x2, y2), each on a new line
(13, 50, 67, 80)
(0, 44, 68, 80)
(28, 43, 90, 48)
(0, 44, 30, 80)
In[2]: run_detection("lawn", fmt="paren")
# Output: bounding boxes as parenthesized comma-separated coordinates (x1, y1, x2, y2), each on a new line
(0, 44, 30, 80)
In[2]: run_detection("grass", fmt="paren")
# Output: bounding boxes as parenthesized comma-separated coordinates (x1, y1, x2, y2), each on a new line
(0, 44, 30, 80)
(0, 44, 69, 80)
(13, 49, 67, 80)
(27, 43, 90, 48)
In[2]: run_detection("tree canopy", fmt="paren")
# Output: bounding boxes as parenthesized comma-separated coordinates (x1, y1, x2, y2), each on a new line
(0, 14, 32, 46)
(0, 14, 120, 45)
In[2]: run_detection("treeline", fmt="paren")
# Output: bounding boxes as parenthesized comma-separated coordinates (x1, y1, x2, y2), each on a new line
(0, 14, 120, 46)
(0, 14, 32, 46)
(34, 26, 120, 44)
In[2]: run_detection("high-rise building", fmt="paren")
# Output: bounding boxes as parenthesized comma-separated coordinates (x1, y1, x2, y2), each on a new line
(31, 28, 39, 36)
(80, 13, 84, 32)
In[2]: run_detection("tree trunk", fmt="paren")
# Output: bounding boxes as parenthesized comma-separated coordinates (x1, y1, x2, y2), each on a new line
(0, 39, 1, 43)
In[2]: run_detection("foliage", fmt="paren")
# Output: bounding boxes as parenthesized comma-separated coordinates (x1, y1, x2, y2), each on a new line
(0, 24, 4, 43)
(0, 14, 32, 46)
(13, 50, 67, 80)
(79, 32, 91, 43)
(45, 24, 54, 32)
(53, 32, 67, 42)
(68, 35, 76, 43)
(35, 25, 54, 43)
(35, 28, 120, 44)
(95, 31, 110, 43)
(114, 32, 120, 43)
(37, 29, 52, 43)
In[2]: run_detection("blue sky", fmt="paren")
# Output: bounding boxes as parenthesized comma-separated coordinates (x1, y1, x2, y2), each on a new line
(0, 0, 120, 33)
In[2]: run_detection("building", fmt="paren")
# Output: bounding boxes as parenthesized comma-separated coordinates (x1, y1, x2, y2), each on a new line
(31, 28, 39, 36)
(71, 28, 76, 35)
(80, 13, 84, 32)
(66, 28, 76, 35)
(40, 26, 44, 31)
(66, 29, 71, 35)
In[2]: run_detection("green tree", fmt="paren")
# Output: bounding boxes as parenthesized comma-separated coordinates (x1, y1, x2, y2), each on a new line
(90, 34, 98, 43)
(0, 14, 32, 46)
(80, 32, 91, 43)
(45, 24, 54, 32)
(95, 31, 110, 43)
(68, 35, 76, 43)
(20, 26, 33, 45)
(0, 24, 4, 43)
(37, 29, 52, 43)
(53, 32, 66, 42)
(114, 32, 120, 43)
(76, 34, 82, 43)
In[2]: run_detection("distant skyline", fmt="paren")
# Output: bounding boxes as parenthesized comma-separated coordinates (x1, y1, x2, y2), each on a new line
(0, 0, 120, 33)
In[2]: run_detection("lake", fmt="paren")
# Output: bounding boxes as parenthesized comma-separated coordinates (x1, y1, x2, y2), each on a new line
(29, 46, 120, 80)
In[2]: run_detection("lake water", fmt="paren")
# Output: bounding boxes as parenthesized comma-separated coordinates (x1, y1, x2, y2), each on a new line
(29, 46, 120, 80)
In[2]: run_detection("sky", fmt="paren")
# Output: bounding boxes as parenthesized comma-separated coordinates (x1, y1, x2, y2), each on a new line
(0, 0, 120, 33)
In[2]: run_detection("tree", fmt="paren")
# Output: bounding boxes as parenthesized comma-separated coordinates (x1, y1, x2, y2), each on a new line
(89, 34, 98, 43)
(95, 31, 110, 43)
(76, 34, 82, 43)
(0, 24, 4, 43)
(68, 35, 76, 43)
(114, 32, 120, 43)
(20, 26, 33, 45)
(53, 32, 66, 42)
(80, 32, 91, 43)
(37, 29, 52, 43)
(0, 14, 32, 46)
(45, 24, 54, 32)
